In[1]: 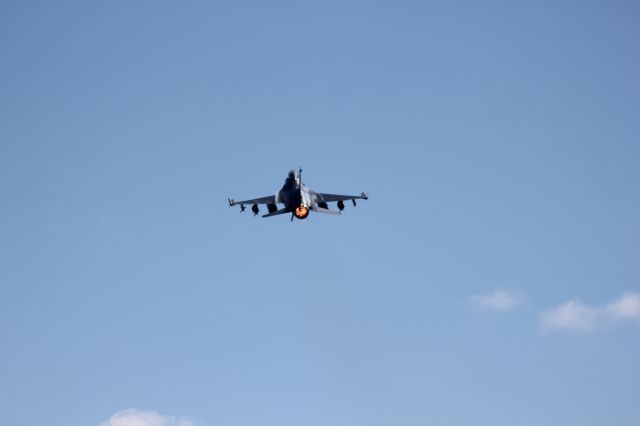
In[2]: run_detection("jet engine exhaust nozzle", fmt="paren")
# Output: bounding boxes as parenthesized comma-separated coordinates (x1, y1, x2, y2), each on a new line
(294, 204, 310, 220)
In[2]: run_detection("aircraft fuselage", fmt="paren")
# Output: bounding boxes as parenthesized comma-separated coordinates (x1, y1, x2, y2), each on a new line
(276, 169, 313, 219)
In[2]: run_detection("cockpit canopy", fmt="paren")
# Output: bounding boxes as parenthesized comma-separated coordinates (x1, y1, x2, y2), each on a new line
(286, 169, 301, 188)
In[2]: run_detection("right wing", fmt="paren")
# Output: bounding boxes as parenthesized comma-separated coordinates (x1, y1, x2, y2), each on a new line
(316, 192, 369, 203)
(228, 195, 276, 207)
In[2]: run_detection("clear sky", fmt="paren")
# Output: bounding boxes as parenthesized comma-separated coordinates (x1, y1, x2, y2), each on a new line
(1, 2, 639, 425)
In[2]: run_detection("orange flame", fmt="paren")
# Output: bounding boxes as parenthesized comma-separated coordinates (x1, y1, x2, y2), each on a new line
(294, 204, 309, 219)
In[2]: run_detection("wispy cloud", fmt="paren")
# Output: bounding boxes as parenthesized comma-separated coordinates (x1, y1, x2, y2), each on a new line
(468, 289, 524, 311)
(100, 409, 193, 426)
(607, 293, 640, 319)
(540, 293, 640, 334)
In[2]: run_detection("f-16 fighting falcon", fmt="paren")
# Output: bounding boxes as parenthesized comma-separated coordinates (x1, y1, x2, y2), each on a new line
(228, 168, 368, 221)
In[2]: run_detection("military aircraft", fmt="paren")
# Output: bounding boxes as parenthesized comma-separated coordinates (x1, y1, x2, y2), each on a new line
(228, 168, 368, 221)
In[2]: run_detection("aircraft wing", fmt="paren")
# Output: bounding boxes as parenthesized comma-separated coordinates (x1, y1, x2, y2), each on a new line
(228, 195, 276, 207)
(317, 192, 369, 202)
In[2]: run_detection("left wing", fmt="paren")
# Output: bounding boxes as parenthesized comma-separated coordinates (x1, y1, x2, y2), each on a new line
(316, 192, 369, 203)
(228, 195, 276, 207)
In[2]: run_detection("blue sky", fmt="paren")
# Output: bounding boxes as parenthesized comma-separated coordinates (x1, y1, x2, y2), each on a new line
(1, 2, 639, 425)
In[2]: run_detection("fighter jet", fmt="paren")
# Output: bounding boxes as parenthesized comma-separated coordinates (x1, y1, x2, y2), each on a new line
(228, 168, 368, 221)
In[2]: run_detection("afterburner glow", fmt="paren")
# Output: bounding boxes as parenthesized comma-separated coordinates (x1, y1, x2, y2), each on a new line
(294, 204, 309, 219)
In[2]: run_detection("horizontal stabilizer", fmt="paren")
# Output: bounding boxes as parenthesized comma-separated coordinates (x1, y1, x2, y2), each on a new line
(312, 206, 341, 215)
(262, 208, 289, 218)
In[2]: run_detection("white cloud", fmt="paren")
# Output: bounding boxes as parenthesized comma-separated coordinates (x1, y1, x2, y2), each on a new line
(100, 409, 193, 426)
(607, 293, 640, 319)
(539, 300, 598, 333)
(468, 289, 523, 311)
(540, 293, 640, 334)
